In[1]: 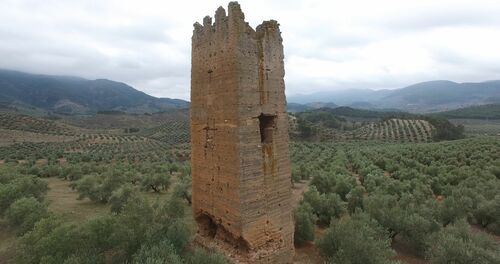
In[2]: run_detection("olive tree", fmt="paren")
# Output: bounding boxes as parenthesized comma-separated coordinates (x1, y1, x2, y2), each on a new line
(5, 197, 48, 235)
(294, 202, 316, 246)
(316, 213, 396, 264)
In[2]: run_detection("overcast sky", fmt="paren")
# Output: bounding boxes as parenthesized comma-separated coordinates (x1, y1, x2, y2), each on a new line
(1, 0, 500, 100)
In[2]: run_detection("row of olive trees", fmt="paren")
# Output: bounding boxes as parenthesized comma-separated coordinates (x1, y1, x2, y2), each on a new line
(15, 196, 227, 264)
(0, 164, 223, 264)
(18, 162, 188, 204)
(292, 138, 500, 264)
(0, 169, 49, 236)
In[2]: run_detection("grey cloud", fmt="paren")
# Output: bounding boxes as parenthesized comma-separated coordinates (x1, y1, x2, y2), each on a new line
(1, 0, 500, 101)
(431, 49, 469, 65)
(375, 5, 500, 32)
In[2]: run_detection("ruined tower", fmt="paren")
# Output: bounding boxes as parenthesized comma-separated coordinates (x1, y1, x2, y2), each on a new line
(190, 2, 294, 263)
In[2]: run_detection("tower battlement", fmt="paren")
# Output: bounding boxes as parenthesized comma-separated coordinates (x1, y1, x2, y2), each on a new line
(190, 2, 293, 263)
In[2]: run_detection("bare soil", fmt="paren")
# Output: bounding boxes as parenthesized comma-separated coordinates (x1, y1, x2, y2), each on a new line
(391, 235, 428, 264)
(291, 180, 310, 209)
(45, 177, 110, 223)
(0, 222, 17, 264)
(294, 242, 322, 264)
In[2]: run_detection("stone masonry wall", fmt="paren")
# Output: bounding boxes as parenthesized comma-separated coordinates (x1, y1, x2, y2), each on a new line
(191, 2, 293, 263)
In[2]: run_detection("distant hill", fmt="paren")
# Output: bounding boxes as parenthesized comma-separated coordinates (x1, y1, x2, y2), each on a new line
(316, 106, 405, 119)
(287, 102, 337, 113)
(0, 69, 189, 115)
(288, 80, 500, 112)
(288, 89, 391, 106)
(287, 103, 312, 113)
(381, 80, 500, 112)
(431, 104, 500, 119)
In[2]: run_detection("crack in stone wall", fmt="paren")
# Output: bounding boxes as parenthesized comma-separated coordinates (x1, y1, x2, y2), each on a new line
(190, 2, 294, 263)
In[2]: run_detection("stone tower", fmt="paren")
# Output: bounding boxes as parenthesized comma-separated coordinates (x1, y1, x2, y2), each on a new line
(190, 2, 294, 263)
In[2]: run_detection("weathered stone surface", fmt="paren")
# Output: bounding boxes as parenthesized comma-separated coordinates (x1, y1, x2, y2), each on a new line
(190, 2, 294, 263)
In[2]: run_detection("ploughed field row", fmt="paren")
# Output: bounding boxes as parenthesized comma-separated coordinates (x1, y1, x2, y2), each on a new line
(78, 134, 150, 143)
(318, 118, 434, 143)
(0, 129, 76, 147)
(0, 112, 192, 163)
(0, 112, 79, 135)
(0, 138, 176, 163)
(143, 121, 190, 145)
(355, 118, 433, 142)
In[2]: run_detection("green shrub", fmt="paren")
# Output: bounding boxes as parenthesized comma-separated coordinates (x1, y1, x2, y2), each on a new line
(439, 194, 474, 226)
(58, 252, 104, 264)
(184, 249, 230, 264)
(5, 197, 48, 235)
(346, 185, 365, 214)
(39, 165, 61, 178)
(364, 193, 402, 239)
(428, 220, 500, 263)
(109, 184, 140, 214)
(16, 196, 191, 264)
(172, 174, 192, 205)
(0, 175, 48, 215)
(292, 164, 310, 183)
(132, 240, 183, 264)
(473, 195, 500, 233)
(71, 174, 105, 202)
(140, 173, 170, 193)
(316, 213, 395, 264)
(16, 216, 82, 264)
(398, 212, 440, 255)
(291, 169, 302, 183)
(72, 171, 127, 203)
(294, 202, 316, 246)
(303, 186, 345, 226)
(310, 174, 336, 194)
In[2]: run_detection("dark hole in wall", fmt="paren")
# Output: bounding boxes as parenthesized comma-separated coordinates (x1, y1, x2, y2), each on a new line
(259, 114, 276, 143)
(196, 213, 251, 253)
(236, 237, 251, 253)
(196, 214, 217, 238)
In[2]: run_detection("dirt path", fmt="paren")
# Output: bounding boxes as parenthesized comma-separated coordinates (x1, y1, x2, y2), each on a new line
(291, 180, 325, 263)
(470, 224, 500, 242)
(45, 177, 110, 223)
(291, 180, 310, 209)
(294, 242, 322, 264)
(45, 177, 180, 223)
(0, 223, 16, 264)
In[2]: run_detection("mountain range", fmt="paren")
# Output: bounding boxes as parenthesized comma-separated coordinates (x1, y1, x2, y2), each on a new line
(288, 80, 500, 113)
(0, 69, 189, 115)
(1, 69, 499, 115)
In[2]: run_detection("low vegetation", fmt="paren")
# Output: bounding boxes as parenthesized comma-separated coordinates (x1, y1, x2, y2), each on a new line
(432, 104, 500, 119)
(292, 137, 500, 262)
(0, 107, 498, 263)
(0, 161, 228, 264)
(293, 109, 465, 142)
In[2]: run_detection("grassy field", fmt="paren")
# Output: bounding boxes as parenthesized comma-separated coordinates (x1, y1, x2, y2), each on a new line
(45, 177, 110, 223)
